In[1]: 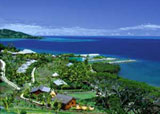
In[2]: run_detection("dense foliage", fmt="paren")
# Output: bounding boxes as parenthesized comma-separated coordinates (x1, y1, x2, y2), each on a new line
(91, 63, 160, 113)
(59, 62, 92, 89)
(92, 62, 120, 74)
(0, 43, 5, 51)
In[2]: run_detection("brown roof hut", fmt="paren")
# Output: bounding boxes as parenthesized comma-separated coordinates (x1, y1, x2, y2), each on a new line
(52, 94, 76, 110)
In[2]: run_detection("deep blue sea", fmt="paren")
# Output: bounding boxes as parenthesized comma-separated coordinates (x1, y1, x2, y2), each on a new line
(1, 36, 160, 86)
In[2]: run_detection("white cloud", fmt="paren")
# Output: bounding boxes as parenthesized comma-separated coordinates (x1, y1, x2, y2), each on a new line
(119, 24, 160, 31)
(1, 23, 160, 36)
(0, 23, 110, 36)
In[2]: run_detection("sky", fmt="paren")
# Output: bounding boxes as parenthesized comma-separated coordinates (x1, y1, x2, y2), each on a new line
(0, 0, 160, 36)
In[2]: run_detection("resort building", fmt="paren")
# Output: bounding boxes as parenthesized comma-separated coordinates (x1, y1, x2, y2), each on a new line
(17, 60, 37, 73)
(31, 85, 51, 95)
(52, 94, 76, 110)
(53, 79, 67, 86)
(80, 54, 100, 58)
(52, 54, 56, 57)
(1, 49, 36, 55)
(18, 49, 36, 54)
(69, 57, 86, 62)
(66, 63, 73, 67)
(52, 72, 59, 77)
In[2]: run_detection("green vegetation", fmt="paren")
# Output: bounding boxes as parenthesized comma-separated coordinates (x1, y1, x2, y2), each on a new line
(0, 43, 5, 51)
(68, 91, 96, 100)
(0, 29, 42, 39)
(20, 110, 27, 114)
(0, 110, 17, 114)
(0, 43, 160, 114)
(91, 63, 160, 113)
(92, 62, 120, 74)
(92, 55, 106, 59)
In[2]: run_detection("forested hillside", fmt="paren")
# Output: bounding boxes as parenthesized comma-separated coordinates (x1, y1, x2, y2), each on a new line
(0, 29, 41, 39)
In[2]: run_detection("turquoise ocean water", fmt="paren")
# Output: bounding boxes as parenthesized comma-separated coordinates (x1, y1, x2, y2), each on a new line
(1, 36, 160, 86)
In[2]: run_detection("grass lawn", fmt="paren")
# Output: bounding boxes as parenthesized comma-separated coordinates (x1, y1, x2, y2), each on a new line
(68, 91, 96, 100)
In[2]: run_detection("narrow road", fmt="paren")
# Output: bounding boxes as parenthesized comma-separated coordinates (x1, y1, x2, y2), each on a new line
(31, 67, 36, 83)
(0, 59, 21, 90)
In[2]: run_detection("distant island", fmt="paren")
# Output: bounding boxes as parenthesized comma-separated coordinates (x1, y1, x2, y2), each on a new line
(0, 29, 42, 39)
